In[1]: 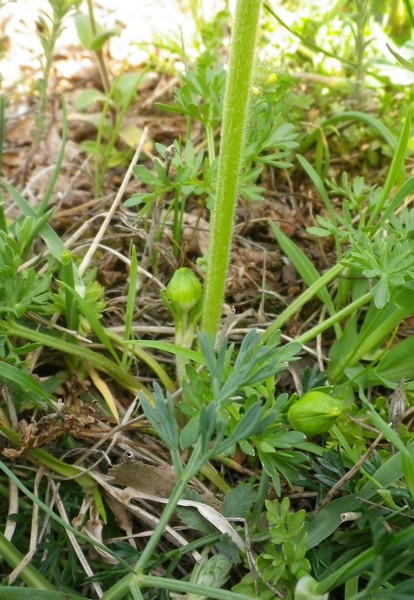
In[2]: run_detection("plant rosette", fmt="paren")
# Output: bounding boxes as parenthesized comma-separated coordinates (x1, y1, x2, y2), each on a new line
(287, 389, 342, 437)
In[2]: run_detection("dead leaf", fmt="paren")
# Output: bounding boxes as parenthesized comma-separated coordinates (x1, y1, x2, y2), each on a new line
(181, 212, 210, 256)
(108, 461, 176, 497)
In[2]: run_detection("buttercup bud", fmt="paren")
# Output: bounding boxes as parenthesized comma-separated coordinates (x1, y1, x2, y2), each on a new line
(164, 267, 202, 320)
(288, 391, 342, 436)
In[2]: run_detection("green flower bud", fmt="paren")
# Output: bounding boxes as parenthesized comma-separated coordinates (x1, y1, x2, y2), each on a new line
(163, 268, 203, 326)
(163, 268, 203, 383)
(288, 391, 342, 436)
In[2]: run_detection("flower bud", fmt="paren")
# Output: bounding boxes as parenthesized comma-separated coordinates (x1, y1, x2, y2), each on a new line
(164, 268, 202, 325)
(288, 391, 342, 436)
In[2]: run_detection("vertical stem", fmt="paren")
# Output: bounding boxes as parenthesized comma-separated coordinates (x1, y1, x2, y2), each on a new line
(99, 476, 191, 600)
(132, 477, 191, 573)
(201, 0, 261, 337)
(86, 0, 111, 95)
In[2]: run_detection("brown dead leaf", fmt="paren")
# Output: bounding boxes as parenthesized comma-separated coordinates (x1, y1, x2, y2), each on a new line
(181, 212, 210, 256)
(108, 461, 176, 498)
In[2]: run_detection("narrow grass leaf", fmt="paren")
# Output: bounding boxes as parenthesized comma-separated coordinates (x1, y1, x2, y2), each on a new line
(2, 182, 66, 260)
(368, 111, 410, 225)
(0, 531, 54, 591)
(4, 321, 147, 394)
(122, 245, 138, 368)
(139, 573, 261, 600)
(89, 365, 120, 424)
(377, 176, 414, 226)
(386, 44, 414, 74)
(60, 250, 80, 331)
(58, 280, 120, 364)
(306, 443, 414, 548)
(264, 2, 354, 68)
(402, 452, 414, 502)
(298, 112, 396, 156)
(0, 362, 53, 408)
(269, 221, 340, 335)
(0, 459, 131, 571)
(296, 154, 337, 224)
(128, 340, 206, 365)
(0, 590, 85, 600)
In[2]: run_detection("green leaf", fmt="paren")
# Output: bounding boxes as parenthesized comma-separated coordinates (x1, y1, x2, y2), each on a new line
(74, 88, 107, 111)
(58, 280, 119, 364)
(218, 403, 270, 453)
(270, 221, 339, 330)
(90, 27, 120, 52)
(306, 443, 414, 548)
(374, 336, 414, 385)
(402, 452, 414, 501)
(0, 588, 85, 600)
(222, 483, 257, 518)
(368, 111, 410, 225)
(74, 14, 119, 52)
(128, 340, 205, 365)
(73, 13, 95, 49)
(0, 362, 53, 409)
(296, 155, 337, 224)
(387, 43, 414, 74)
(177, 496, 213, 535)
(188, 555, 232, 599)
(180, 415, 200, 450)
(140, 384, 179, 448)
(133, 164, 161, 187)
(2, 182, 65, 261)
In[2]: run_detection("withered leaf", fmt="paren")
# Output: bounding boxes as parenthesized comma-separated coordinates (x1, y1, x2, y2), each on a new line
(108, 461, 176, 497)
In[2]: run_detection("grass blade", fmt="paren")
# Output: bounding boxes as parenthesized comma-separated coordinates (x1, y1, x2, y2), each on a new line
(269, 221, 341, 336)
(368, 111, 411, 225)
(296, 154, 337, 225)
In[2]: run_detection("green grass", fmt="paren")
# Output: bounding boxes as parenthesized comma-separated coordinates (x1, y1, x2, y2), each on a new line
(1, 0, 414, 598)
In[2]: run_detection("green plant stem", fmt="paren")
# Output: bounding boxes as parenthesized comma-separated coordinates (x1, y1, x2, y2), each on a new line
(295, 292, 372, 345)
(37, 96, 68, 215)
(402, 0, 414, 27)
(263, 262, 344, 341)
(367, 111, 411, 225)
(0, 530, 54, 590)
(315, 520, 414, 594)
(201, 0, 261, 336)
(100, 475, 191, 600)
(0, 93, 4, 178)
(137, 574, 261, 600)
(251, 469, 269, 528)
(107, 330, 175, 392)
(4, 320, 149, 395)
(36, 13, 63, 138)
(133, 476, 190, 572)
(206, 123, 216, 164)
(86, 0, 111, 95)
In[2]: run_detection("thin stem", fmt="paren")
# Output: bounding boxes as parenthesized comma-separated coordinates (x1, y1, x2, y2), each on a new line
(295, 292, 372, 345)
(132, 476, 190, 573)
(201, 0, 261, 336)
(263, 262, 345, 342)
(250, 469, 269, 528)
(86, 0, 111, 95)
